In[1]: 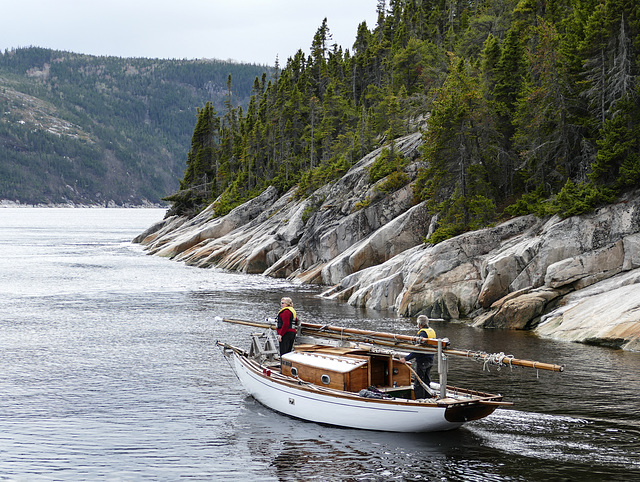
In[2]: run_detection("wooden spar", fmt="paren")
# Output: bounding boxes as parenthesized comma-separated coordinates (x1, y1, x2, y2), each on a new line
(300, 321, 447, 348)
(445, 348, 565, 372)
(219, 317, 565, 372)
(221, 317, 276, 330)
(299, 325, 440, 354)
(334, 330, 565, 372)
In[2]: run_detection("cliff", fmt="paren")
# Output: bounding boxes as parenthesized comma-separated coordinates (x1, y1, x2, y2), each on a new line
(134, 132, 640, 351)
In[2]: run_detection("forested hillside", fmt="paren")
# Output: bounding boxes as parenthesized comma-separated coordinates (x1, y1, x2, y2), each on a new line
(173, 0, 640, 242)
(0, 47, 269, 205)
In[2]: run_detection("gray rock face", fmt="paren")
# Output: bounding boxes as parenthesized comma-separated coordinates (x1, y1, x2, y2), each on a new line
(137, 133, 426, 281)
(536, 269, 640, 351)
(134, 131, 640, 351)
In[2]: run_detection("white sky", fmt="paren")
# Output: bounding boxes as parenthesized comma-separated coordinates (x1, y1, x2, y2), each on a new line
(1, 0, 380, 65)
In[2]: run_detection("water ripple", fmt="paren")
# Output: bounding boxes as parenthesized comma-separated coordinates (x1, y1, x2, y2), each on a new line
(1, 208, 640, 480)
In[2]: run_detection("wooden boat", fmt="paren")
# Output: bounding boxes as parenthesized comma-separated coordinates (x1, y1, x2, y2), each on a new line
(217, 317, 564, 433)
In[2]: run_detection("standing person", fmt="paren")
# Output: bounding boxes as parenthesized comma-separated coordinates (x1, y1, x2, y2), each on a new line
(400, 315, 436, 399)
(276, 297, 298, 356)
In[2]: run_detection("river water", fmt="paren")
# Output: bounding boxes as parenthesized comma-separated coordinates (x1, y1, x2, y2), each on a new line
(0, 208, 639, 481)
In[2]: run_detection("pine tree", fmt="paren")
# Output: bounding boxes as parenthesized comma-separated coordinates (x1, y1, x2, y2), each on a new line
(310, 18, 332, 99)
(182, 102, 219, 193)
(513, 20, 585, 192)
(493, 29, 527, 111)
(480, 34, 502, 97)
(415, 57, 500, 240)
(591, 99, 640, 186)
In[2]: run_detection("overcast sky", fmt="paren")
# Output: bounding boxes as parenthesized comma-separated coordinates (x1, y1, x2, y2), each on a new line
(1, 0, 379, 65)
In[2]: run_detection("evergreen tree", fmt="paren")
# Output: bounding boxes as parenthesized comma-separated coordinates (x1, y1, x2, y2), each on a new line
(480, 33, 502, 97)
(592, 99, 640, 186)
(181, 102, 219, 193)
(493, 28, 528, 111)
(310, 18, 332, 98)
(415, 57, 500, 240)
(513, 20, 585, 192)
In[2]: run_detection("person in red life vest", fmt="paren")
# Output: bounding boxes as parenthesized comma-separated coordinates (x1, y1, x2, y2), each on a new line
(276, 297, 299, 356)
(400, 315, 436, 399)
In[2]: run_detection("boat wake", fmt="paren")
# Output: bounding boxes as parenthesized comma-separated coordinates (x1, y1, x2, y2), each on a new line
(467, 408, 640, 471)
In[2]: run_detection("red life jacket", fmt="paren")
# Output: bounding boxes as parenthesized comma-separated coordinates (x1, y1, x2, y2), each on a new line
(277, 306, 298, 334)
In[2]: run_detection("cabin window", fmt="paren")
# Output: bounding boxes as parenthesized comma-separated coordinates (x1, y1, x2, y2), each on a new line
(291, 367, 298, 377)
(321, 374, 331, 385)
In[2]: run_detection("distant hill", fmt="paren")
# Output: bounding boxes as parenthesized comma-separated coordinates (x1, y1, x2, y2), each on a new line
(0, 47, 270, 205)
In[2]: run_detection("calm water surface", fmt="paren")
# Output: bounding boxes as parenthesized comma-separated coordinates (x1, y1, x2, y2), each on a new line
(1, 208, 639, 481)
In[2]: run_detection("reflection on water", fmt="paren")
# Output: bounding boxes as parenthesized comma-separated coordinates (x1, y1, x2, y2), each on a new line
(1, 208, 639, 480)
(231, 389, 640, 481)
(238, 397, 501, 481)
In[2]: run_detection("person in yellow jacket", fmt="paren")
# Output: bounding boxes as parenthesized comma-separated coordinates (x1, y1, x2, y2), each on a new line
(276, 297, 299, 356)
(400, 315, 436, 399)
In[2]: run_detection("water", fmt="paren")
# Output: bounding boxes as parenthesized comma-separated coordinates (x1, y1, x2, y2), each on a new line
(1, 208, 639, 481)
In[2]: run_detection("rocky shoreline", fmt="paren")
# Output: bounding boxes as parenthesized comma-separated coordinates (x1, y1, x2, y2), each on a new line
(133, 132, 640, 351)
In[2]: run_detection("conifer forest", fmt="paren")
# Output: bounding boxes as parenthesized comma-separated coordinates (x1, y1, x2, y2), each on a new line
(171, 0, 640, 243)
(0, 48, 268, 205)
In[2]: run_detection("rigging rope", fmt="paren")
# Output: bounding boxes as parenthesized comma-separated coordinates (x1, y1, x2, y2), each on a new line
(474, 351, 515, 371)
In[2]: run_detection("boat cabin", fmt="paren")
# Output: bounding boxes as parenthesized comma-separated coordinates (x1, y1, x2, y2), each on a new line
(281, 344, 411, 394)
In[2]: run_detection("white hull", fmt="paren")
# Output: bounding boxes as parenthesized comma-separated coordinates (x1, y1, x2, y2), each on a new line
(232, 352, 468, 432)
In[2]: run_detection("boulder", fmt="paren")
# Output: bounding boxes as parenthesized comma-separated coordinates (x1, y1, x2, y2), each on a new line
(321, 201, 430, 285)
(623, 234, 640, 270)
(349, 272, 405, 311)
(536, 269, 640, 350)
(474, 287, 565, 329)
